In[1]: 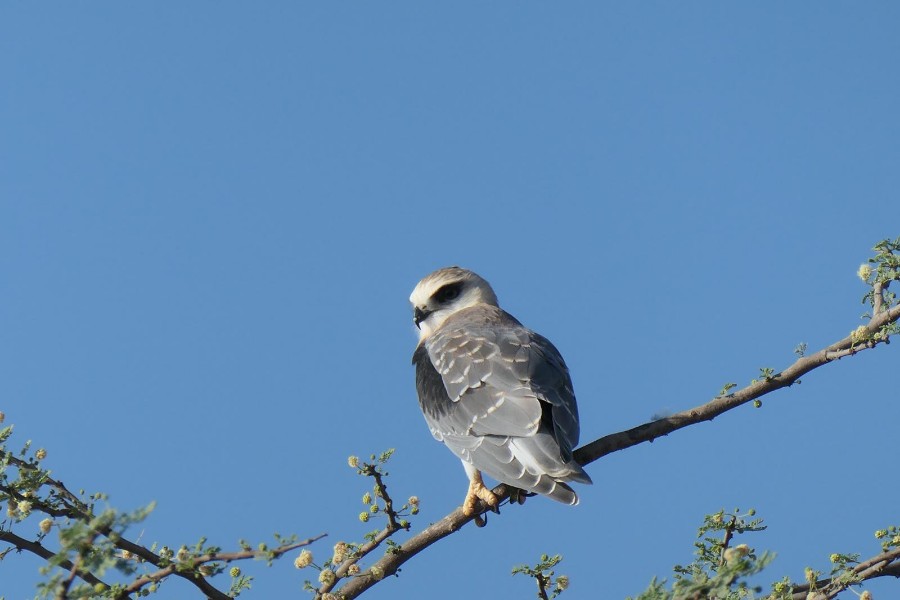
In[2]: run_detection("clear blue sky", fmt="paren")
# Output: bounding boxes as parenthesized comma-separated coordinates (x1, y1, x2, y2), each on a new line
(2, 3, 898, 599)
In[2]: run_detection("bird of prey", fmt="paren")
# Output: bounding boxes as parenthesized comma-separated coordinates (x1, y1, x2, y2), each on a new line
(410, 267, 591, 516)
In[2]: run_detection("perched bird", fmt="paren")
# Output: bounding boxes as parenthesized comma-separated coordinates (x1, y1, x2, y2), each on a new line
(410, 267, 591, 516)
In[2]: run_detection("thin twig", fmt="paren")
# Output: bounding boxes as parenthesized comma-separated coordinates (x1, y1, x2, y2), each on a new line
(320, 465, 409, 595)
(55, 532, 99, 600)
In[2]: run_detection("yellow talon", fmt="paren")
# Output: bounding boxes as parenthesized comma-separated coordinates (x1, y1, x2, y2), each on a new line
(462, 470, 498, 516)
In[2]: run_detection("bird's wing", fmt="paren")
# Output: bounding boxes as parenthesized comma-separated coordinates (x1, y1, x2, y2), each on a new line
(417, 312, 581, 460)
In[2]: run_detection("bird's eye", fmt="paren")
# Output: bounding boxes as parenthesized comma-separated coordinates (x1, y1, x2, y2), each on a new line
(435, 283, 462, 303)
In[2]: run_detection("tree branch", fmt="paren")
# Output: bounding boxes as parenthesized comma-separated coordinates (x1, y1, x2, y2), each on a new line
(56, 531, 100, 600)
(116, 535, 326, 599)
(2, 455, 326, 599)
(334, 302, 900, 600)
(791, 547, 900, 599)
(0, 530, 107, 588)
(574, 301, 900, 466)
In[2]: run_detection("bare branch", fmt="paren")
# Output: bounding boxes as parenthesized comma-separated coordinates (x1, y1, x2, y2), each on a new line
(334, 302, 900, 600)
(873, 280, 885, 315)
(574, 301, 900, 467)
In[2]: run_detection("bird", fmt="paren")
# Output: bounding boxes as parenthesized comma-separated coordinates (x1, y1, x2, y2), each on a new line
(410, 266, 591, 516)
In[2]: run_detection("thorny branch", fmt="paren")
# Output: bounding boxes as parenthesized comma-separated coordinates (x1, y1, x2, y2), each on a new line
(333, 300, 900, 599)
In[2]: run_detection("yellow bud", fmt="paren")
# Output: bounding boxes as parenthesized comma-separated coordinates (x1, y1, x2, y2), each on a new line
(294, 549, 313, 569)
(332, 542, 347, 564)
(348, 456, 359, 468)
(370, 565, 384, 580)
(39, 518, 53, 534)
(318, 569, 336, 585)
(359, 511, 369, 523)
(858, 264, 873, 281)
(230, 567, 241, 577)
(35, 448, 47, 461)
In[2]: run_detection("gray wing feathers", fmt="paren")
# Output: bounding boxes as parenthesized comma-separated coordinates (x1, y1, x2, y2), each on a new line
(441, 432, 584, 505)
(528, 333, 581, 463)
(423, 307, 592, 503)
(427, 326, 543, 438)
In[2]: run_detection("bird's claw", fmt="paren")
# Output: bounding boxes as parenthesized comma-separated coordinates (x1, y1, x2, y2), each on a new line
(462, 478, 499, 517)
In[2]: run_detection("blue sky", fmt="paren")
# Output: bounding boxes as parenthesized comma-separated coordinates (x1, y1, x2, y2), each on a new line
(2, 3, 899, 599)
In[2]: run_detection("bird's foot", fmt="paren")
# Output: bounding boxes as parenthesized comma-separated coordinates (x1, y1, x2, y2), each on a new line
(508, 486, 534, 506)
(462, 476, 499, 517)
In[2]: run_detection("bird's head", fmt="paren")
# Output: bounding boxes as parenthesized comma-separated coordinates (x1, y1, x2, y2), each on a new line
(410, 266, 499, 341)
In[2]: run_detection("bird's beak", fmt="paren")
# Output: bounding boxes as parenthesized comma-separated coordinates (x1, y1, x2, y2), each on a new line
(413, 306, 430, 329)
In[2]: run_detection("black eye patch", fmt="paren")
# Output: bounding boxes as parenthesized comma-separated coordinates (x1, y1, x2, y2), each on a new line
(434, 282, 463, 303)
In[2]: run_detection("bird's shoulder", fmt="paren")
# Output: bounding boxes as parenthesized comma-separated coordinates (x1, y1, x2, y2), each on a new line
(440, 304, 523, 332)
(427, 304, 565, 364)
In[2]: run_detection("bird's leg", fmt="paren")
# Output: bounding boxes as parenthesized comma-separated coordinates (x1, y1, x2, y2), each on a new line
(462, 469, 498, 516)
